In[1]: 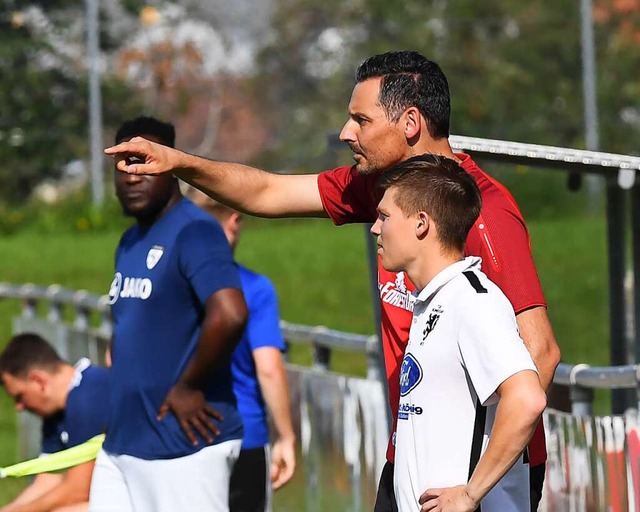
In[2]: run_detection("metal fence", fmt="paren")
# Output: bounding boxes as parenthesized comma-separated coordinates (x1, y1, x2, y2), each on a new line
(0, 282, 388, 510)
(2, 281, 640, 510)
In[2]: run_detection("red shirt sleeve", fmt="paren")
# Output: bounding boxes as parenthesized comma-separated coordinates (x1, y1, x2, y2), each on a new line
(463, 159, 547, 314)
(317, 166, 379, 225)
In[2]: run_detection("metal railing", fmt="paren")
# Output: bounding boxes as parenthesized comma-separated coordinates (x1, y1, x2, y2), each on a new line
(2, 281, 640, 511)
(0, 282, 389, 510)
(0, 281, 381, 374)
(1, 282, 638, 414)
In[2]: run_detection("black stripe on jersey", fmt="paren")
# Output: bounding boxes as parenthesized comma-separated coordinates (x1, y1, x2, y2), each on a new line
(463, 271, 488, 294)
(468, 400, 487, 512)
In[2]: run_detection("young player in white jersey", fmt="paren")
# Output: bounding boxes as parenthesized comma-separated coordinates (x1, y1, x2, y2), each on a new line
(370, 154, 547, 512)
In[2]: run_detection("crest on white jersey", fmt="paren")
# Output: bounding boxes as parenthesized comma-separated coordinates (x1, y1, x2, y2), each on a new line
(146, 245, 164, 270)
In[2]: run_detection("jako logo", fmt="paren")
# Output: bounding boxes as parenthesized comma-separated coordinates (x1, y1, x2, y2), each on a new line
(109, 273, 153, 303)
(399, 353, 422, 397)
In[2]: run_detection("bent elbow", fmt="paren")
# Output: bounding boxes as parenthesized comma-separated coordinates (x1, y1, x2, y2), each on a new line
(530, 388, 547, 419)
(234, 304, 249, 331)
(227, 302, 248, 339)
(548, 342, 561, 373)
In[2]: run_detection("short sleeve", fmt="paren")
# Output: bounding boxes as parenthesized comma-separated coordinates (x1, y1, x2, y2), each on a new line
(177, 220, 241, 304)
(317, 166, 379, 225)
(466, 199, 546, 314)
(457, 292, 537, 406)
(245, 276, 286, 352)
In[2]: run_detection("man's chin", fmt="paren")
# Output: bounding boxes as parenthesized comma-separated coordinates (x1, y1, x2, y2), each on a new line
(354, 161, 381, 176)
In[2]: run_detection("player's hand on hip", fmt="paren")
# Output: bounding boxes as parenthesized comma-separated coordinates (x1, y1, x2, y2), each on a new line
(157, 382, 223, 446)
(270, 436, 296, 490)
(104, 136, 174, 175)
(419, 485, 478, 512)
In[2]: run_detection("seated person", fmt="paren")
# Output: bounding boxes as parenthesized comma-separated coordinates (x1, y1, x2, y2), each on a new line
(0, 333, 110, 512)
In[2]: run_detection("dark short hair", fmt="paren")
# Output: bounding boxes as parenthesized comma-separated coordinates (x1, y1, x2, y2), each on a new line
(0, 333, 65, 378)
(377, 154, 481, 252)
(355, 51, 450, 139)
(115, 116, 176, 147)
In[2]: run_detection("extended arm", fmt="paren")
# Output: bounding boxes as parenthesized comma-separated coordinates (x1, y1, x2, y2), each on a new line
(253, 347, 296, 489)
(0, 462, 94, 512)
(419, 370, 546, 511)
(0, 473, 61, 509)
(157, 288, 248, 445)
(105, 138, 326, 218)
(516, 307, 560, 391)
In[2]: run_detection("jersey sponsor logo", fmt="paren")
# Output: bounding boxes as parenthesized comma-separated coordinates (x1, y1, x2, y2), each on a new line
(108, 272, 122, 305)
(397, 401, 424, 420)
(399, 353, 422, 397)
(108, 272, 153, 302)
(146, 245, 164, 270)
(121, 277, 153, 299)
(422, 305, 443, 344)
(379, 272, 414, 312)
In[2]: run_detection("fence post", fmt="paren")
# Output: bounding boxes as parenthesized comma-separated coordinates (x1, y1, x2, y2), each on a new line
(312, 343, 331, 372)
(570, 363, 594, 416)
(365, 335, 382, 381)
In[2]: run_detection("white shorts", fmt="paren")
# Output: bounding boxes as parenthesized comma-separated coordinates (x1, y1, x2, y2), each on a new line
(89, 440, 242, 512)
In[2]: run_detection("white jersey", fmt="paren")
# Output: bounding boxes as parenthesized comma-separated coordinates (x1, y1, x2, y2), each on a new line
(394, 257, 537, 512)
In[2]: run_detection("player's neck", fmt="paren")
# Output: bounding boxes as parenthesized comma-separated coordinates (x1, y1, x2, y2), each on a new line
(136, 190, 183, 228)
(407, 247, 463, 292)
(52, 365, 77, 411)
(411, 137, 460, 164)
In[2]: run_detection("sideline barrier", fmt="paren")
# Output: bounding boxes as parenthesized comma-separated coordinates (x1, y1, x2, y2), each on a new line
(543, 408, 640, 512)
(2, 282, 640, 510)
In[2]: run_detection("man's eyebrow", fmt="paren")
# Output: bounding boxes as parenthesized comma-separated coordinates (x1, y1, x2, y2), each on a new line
(349, 110, 370, 120)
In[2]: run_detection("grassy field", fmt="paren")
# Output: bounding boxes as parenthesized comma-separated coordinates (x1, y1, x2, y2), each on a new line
(0, 212, 615, 503)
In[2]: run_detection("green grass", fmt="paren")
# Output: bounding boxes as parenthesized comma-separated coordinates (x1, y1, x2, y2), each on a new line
(0, 212, 619, 503)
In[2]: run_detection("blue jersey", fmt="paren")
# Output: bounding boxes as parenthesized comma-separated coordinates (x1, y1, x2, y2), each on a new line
(106, 198, 244, 459)
(41, 360, 110, 454)
(233, 265, 286, 449)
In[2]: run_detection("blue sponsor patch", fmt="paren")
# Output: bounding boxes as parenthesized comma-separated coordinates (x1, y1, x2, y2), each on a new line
(399, 353, 422, 397)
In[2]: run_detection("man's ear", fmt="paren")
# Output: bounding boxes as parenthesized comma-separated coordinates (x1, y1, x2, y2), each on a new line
(229, 212, 243, 230)
(416, 211, 430, 238)
(27, 369, 49, 391)
(403, 107, 422, 140)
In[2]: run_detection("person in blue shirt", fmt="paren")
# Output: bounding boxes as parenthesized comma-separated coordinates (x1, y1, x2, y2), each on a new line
(89, 117, 248, 512)
(190, 190, 296, 512)
(0, 333, 109, 512)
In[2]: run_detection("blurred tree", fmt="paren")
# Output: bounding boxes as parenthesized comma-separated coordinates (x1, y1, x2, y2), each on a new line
(109, 2, 273, 163)
(252, 0, 640, 175)
(594, 0, 640, 153)
(0, 1, 143, 205)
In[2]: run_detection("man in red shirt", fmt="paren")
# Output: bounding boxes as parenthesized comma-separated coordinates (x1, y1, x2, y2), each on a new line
(106, 51, 560, 512)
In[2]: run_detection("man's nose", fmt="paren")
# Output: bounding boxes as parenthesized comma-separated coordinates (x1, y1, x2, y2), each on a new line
(339, 119, 356, 143)
(122, 171, 144, 184)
